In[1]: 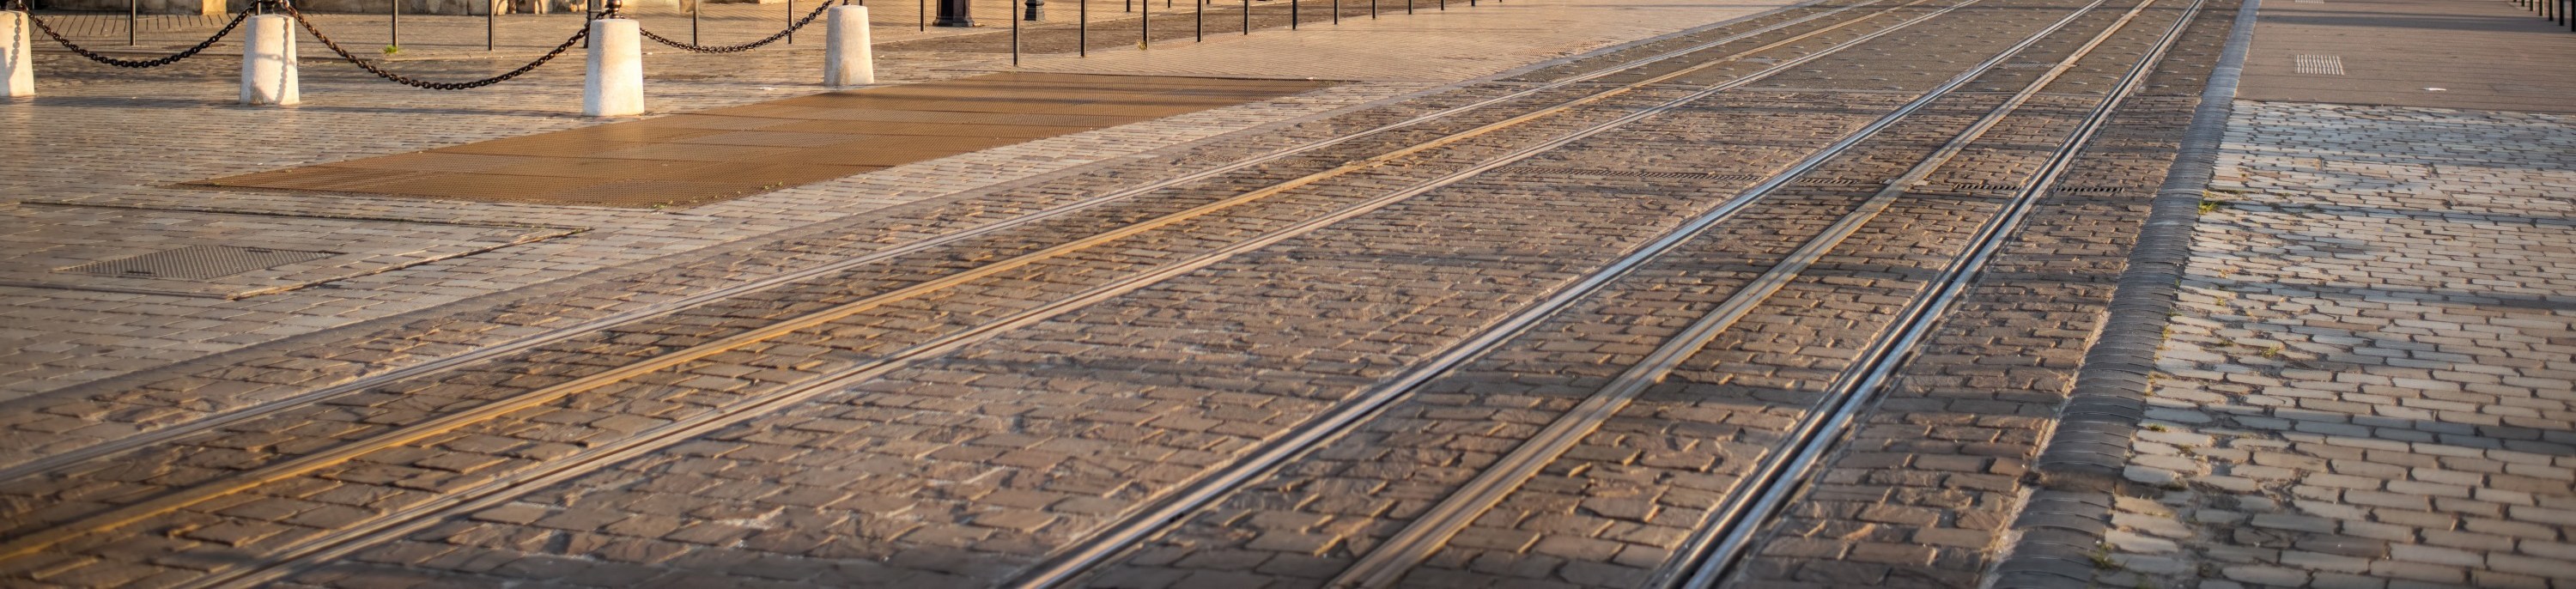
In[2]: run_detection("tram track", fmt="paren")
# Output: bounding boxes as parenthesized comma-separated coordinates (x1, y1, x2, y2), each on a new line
(1033, 0, 2208, 584)
(0, 0, 1897, 486)
(1674, 0, 2206, 583)
(204, 5, 1984, 584)
(0, 0, 1983, 584)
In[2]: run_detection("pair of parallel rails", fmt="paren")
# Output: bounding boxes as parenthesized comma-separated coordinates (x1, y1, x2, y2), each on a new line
(0, 0, 2208, 583)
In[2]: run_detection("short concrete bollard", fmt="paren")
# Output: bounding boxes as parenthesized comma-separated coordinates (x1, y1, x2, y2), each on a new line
(3, 11, 31, 98)
(584, 18, 644, 118)
(824, 6, 874, 87)
(240, 15, 298, 106)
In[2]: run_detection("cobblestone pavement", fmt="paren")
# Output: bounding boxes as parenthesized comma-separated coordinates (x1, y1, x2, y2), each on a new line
(0, 0, 1902, 585)
(19, 0, 2556, 583)
(2087, 101, 2576, 589)
(0, 0, 1781, 407)
(1064, 0, 2251, 585)
(0, 0, 2242, 584)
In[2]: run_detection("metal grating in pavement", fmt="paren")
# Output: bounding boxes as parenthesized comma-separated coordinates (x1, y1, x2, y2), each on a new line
(1514, 167, 1767, 180)
(2294, 54, 2346, 75)
(188, 72, 1334, 208)
(62, 246, 337, 280)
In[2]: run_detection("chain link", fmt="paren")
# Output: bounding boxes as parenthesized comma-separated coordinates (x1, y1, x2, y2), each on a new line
(15, 0, 256, 69)
(636, 1, 832, 53)
(280, 1, 588, 90)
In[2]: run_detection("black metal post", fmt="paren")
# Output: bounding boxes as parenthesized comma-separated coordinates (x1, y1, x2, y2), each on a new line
(487, 0, 495, 50)
(391, 0, 401, 50)
(1240, 0, 1247, 33)
(1139, 0, 1148, 47)
(1194, 0, 1201, 40)
(1406, 0, 1412, 15)
(1290, 0, 1296, 28)
(935, 0, 972, 26)
(1079, 0, 1087, 55)
(692, 0, 701, 45)
(1370, 0, 1375, 18)
(919, 0, 926, 29)
(1011, 3, 1018, 64)
(787, 0, 795, 43)
(1024, 0, 1042, 20)
(127, 0, 136, 46)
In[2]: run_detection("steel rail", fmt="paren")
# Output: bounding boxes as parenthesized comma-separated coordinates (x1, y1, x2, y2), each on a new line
(1011, 0, 2057, 585)
(0, 0, 1914, 565)
(1331, 0, 2164, 584)
(1670, 0, 2208, 585)
(158, 4, 1967, 586)
(0, 0, 1885, 488)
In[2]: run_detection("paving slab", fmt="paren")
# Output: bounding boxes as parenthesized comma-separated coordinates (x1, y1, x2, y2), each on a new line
(2236, 0, 2576, 112)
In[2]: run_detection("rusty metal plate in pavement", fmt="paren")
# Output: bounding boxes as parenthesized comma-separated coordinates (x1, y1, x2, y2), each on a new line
(186, 73, 1336, 208)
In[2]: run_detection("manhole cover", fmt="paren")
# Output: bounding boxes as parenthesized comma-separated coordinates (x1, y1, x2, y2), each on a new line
(64, 245, 337, 280)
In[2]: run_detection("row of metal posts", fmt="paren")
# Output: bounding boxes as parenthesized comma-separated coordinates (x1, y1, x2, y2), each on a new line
(1024, 0, 1492, 62)
(92, 0, 1488, 54)
(2513, 0, 2575, 30)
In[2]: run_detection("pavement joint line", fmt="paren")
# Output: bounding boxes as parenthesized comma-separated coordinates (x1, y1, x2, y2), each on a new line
(1012, 1, 2080, 585)
(0, 0, 1894, 564)
(1681, 0, 2208, 583)
(1327, 0, 2166, 583)
(0, 0, 1867, 487)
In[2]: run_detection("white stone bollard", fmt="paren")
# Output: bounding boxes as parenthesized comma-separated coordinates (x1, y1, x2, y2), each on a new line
(240, 15, 298, 106)
(584, 18, 644, 117)
(823, 5, 873, 87)
(3, 11, 31, 98)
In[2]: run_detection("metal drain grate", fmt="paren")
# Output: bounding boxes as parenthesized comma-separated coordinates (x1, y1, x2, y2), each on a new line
(1516, 168, 1765, 181)
(2294, 54, 2346, 76)
(64, 245, 337, 280)
(1946, 183, 2028, 191)
(2056, 186, 2138, 194)
(1791, 178, 1884, 186)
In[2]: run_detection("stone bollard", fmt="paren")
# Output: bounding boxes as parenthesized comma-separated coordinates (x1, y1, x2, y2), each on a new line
(584, 18, 644, 117)
(240, 15, 298, 106)
(3, 11, 32, 98)
(824, 5, 874, 87)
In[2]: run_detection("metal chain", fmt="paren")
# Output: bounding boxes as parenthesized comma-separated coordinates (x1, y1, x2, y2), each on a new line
(16, 0, 256, 69)
(280, 1, 587, 90)
(636, 0, 831, 53)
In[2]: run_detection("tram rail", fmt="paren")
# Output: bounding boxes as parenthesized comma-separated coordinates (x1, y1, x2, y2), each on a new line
(0, 0, 1998, 585)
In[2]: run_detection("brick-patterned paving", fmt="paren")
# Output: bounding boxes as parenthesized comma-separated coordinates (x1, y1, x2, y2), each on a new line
(2092, 101, 2576, 589)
